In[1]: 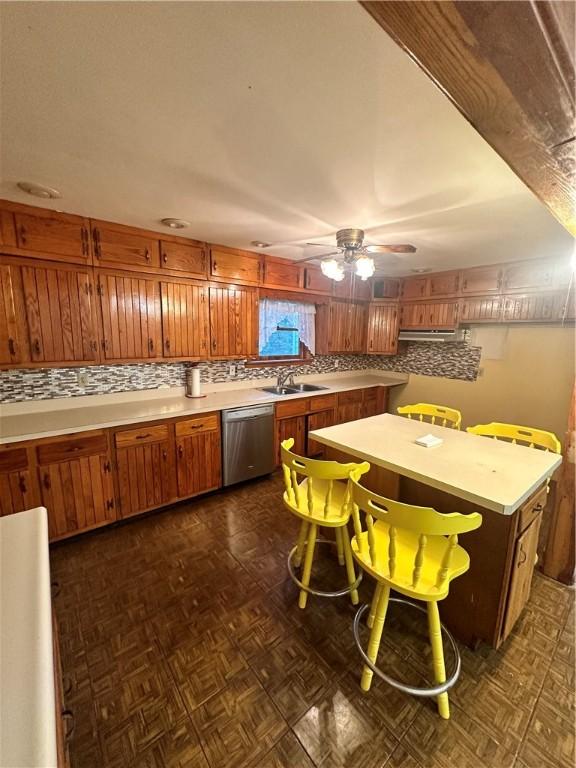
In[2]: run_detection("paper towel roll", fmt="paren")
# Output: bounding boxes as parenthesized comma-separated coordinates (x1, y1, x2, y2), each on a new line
(190, 367, 201, 397)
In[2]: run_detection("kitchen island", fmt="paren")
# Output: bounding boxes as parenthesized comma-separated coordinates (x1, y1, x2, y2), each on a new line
(309, 414, 562, 648)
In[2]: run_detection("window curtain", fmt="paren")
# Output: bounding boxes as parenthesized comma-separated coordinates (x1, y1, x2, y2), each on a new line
(259, 299, 316, 354)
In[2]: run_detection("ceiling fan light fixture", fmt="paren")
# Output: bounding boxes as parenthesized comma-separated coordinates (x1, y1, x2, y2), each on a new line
(355, 256, 375, 280)
(321, 258, 345, 282)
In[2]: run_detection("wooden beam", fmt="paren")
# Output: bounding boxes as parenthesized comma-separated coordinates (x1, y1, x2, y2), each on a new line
(542, 381, 575, 584)
(361, 1, 576, 235)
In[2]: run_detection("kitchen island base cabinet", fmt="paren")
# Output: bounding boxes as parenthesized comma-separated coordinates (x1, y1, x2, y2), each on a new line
(175, 415, 222, 498)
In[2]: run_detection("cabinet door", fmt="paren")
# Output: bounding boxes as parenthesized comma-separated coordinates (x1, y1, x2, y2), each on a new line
(115, 425, 175, 517)
(21, 263, 98, 363)
(337, 390, 363, 424)
(362, 387, 380, 418)
(427, 301, 458, 328)
(209, 285, 258, 358)
(161, 282, 209, 359)
(13, 209, 90, 264)
(502, 261, 554, 293)
(98, 273, 162, 360)
(92, 222, 160, 270)
(373, 278, 400, 300)
(0, 447, 39, 516)
(210, 248, 261, 285)
(399, 302, 427, 328)
(160, 240, 207, 278)
(459, 296, 502, 323)
(502, 513, 542, 638)
(460, 266, 502, 295)
(175, 415, 221, 498)
(304, 266, 332, 294)
(276, 414, 306, 464)
(332, 274, 372, 301)
(0, 264, 28, 365)
(349, 303, 368, 352)
(401, 276, 428, 299)
(263, 258, 303, 290)
(307, 410, 336, 457)
(429, 272, 459, 298)
(329, 300, 349, 352)
(502, 293, 561, 323)
(366, 303, 399, 354)
(37, 433, 115, 540)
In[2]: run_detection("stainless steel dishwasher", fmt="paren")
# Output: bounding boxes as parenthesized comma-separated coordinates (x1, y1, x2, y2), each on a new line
(222, 404, 275, 486)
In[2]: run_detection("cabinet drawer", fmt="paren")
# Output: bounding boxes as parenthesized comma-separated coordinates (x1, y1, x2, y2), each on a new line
(114, 424, 169, 448)
(92, 222, 160, 269)
(37, 433, 108, 464)
(308, 394, 338, 413)
(518, 484, 548, 533)
(161, 240, 207, 277)
(175, 414, 219, 437)
(263, 259, 303, 290)
(210, 248, 261, 284)
(338, 389, 363, 406)
(0, 447, 28, 473)
(275, 398, 308, 418)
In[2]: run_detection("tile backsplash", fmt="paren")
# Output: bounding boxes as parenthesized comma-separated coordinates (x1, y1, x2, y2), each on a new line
(0, 342, 480, 403)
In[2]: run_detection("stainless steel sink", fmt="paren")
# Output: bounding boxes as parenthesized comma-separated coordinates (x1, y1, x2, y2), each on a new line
(259, 386, 299, 395)
(259, 383, 329, 396)
(288, 384, 328, 392)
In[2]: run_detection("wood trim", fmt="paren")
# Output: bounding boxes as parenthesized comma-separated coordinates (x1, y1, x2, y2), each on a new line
(258, 287, 330, 304)
(361, 1, 576, 235)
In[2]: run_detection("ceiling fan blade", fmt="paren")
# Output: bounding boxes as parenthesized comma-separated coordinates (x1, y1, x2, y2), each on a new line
(304, 242, 337, 247)
(364, 244, 417, 254)
(295, 251, 341, 263)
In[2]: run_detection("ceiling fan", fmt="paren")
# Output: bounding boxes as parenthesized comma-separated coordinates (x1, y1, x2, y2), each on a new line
(294, 228, 416, 282)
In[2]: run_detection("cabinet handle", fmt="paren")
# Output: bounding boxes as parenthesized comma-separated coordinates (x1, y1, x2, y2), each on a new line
(106, 498, 115, 510)
(92, 228, 101, 258)
(135, 433, 152, 440)
(165, 339, 171, 350)
(81, 226, 89, 256)
(90, 340, 97, 352)
(148, 338, 154, 352)
(517, 546, 527, 567)
(103, 461, 111, 473)
(162, 449, 167, 460)
(102, 339, 109, 352)
(162, 252, 168, 264)
(211, 338, 217, 352)
(43, 473, 51, 490)
(462, 279, 468, 290)
(144, 248, 151, 262)
(18, 224, 27, 244)
(33, 339, 41, 356)
(201, 251, 206, 272)
(212, 260, 217, 272)
(8, 337, 15, 357)
(18, 476, 27, 494)
(62, 709, 76, 742)
(177, 444, 183, 459)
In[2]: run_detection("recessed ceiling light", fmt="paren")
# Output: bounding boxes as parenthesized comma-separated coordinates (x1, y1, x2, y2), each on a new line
(17, 181, 61, 199)
(250, 240, 271, 248)
(411, 268, 431, 273)
(160, 218, 190, 229)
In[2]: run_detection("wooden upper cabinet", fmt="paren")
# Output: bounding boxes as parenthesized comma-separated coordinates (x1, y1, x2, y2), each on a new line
(91, 220, 160, 270)
(502, 292, 562, 323)
(400, 300, 458, 329)
(329, 300, 367, 353)
(160, 281, 209, 359)
(21, 262, 99, 363)
(332, 274, 372, 301)
(0, 202, 91, 265)
(460, 265, 502, 295)
(36, 431, 116, 540)
(459, 296, 502, 324)
(304, 266, 333, 294)
(373, 278, 400, 300)
(97, 272, 162, 360)
(209, 285, 258, 358)
(210, 246, 262, 285)
(160, 239, 207, 278)
(401, 275, 428, 300)
(501, 260, 555, 293)
(366, 302, 399, 355)
(429, 271, 459, 298)
(262, 256, 304, 290)
(0, 447, 39, 517)
(0, 263, 29, 366)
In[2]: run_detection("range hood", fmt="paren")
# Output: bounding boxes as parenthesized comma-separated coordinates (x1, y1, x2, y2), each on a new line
(398, 329, 466, 342)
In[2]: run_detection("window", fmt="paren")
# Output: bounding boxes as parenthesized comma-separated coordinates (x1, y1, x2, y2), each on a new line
(259, 299, 316, 359)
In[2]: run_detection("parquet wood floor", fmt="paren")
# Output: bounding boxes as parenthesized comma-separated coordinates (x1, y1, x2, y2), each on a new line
(50, 474, 575, 768)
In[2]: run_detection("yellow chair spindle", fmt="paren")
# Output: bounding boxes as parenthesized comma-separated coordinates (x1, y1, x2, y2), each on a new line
(367, 583, 383, 629)
(412, 534, 427, 588)
(351, 502, 367, 558)
(307, 476, 314, 515)
(436, 534, 458, 589)
(324, 479, 333, 519)
(388, 525, 397, 579)
(341, 528, 359, 605)
(282, 464, 295, 505)
(291, 469, 301, 507)
(427, 600, 450, 719)
(293, 520, 309, 568)
(366, 514, 378, 569)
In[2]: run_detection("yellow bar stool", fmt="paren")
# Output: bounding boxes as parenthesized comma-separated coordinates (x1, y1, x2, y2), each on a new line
(280, 438, 370, 609)
(466, 422, 561, 453)
(397, 403, 462, 429)
(348, 472, 482, 719)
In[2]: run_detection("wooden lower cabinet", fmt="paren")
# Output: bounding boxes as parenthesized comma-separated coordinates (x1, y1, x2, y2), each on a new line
(114, 424, 175, 517)
(307, 409, 336, 457)
(337, 389, 364, 423)
(0, 446, 39, 516)
(502, 511, 543, 638)
(36, 432, 116, 540)
(175, 415, 222, 497)
(276, 415, 306, 465)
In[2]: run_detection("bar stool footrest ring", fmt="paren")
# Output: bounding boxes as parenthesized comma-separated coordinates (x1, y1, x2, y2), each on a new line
(287, 539, 362, 599)
(353, 597, 461, 697)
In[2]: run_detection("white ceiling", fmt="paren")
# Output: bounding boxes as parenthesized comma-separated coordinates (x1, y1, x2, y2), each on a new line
(1, 1, 573, 275)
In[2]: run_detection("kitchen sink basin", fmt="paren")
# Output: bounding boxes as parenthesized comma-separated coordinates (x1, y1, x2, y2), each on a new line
(259, 383, 329, 396)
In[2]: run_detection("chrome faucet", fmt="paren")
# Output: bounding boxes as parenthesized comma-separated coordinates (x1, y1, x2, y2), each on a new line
(277, 369, 296, 388)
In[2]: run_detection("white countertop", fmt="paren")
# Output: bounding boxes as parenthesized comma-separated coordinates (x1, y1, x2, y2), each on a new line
(0, 507, 57, 768)
(0, 372, 407, 444)
(309, 413, 562, 514)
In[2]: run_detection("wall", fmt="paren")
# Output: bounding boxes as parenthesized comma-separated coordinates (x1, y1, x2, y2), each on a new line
(389, 325, 575, 440)
(0, 342, 481, 403)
